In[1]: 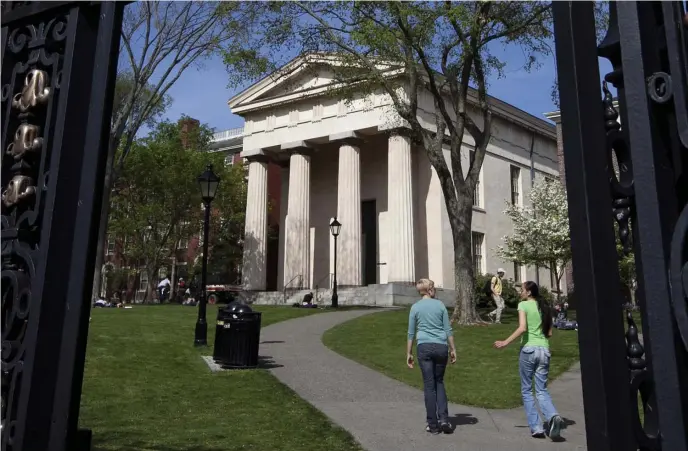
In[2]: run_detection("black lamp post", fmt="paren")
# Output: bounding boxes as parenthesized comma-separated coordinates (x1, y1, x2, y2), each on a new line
(329, 217, 341, 308)
(195, 164, 220, 346)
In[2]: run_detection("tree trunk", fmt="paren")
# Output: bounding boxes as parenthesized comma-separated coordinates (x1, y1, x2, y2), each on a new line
(91, 139, 118, 301)
(449, 198, 481, 325)
(170, 253, 177, 302)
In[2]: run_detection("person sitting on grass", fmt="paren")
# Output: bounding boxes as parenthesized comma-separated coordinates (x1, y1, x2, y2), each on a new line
(292, 292, 317, 308)
(407, 278, 457, 435)
(493, 281, 564, 441)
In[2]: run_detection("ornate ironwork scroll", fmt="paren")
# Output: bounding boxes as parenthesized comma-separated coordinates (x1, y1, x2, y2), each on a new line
(554, 1, 688, 450)
(1, 2, 124, 451)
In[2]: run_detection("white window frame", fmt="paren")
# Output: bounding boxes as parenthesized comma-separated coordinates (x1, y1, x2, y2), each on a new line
(139, 269, 149, 293)
(471, 232, 486, 275)
(178, 221, 190, 249)
(106, 234, 115, 255)
(510, 165, 522, 207)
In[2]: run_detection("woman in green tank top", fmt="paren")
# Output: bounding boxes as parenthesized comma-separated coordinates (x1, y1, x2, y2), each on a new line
(493, 281, 564, 441)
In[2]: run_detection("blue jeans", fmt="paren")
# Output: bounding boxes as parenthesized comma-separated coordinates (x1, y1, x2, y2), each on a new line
(417, 343, 449, 426)
(519, 346, 559, 434)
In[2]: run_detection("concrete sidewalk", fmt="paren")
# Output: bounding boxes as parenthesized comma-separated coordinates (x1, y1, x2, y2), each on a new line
(259, 309, 588, 451)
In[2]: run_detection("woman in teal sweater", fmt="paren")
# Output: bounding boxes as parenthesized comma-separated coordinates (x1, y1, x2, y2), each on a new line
(407, 278, 457, 435)
(493, 281, 564, 440)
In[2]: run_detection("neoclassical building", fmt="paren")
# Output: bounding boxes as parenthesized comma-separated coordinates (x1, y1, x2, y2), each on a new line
(229, 54, 564, 303)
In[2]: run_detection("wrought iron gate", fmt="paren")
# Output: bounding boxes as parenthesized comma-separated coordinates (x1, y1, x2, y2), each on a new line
(553, 1, 688, 451)
(1, 2, 123, 450)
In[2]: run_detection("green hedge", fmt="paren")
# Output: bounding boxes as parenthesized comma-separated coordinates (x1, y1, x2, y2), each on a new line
(474, 273, 555, 309)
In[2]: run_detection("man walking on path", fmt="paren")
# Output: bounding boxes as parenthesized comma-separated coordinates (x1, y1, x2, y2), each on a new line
(488, 268, 506, 324)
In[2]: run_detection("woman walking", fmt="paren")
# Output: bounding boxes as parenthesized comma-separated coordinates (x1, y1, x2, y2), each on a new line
(407, 279, 457, 435)
(493, 281, 564, 440)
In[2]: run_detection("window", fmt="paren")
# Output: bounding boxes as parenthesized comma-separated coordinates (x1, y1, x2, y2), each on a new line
(545, 176, 555, 185)
(472, 232, 484, 275)
(473, 176, 481, 207)
(510, 166, 521, 206)
(513, 261, 523, 284)
(224, 154, 234, 166)
(470, 150, 482, 208)
(178, 221, 190, 249)
(139, 270, 149, 293)
(106, 235, 115, 255)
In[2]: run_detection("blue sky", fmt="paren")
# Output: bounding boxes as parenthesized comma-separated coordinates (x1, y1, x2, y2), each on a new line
(159, 45, 613, 134)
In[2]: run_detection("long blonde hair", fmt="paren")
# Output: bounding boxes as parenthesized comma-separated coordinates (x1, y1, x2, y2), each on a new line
(416, 278, 436, 298)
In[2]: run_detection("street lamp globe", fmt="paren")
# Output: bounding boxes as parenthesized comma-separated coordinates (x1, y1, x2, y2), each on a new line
(197, 164, 220, 203)
(330, 217, 342, 237)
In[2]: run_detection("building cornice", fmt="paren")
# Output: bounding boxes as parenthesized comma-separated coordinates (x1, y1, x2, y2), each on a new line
(229, 53, 557, 141)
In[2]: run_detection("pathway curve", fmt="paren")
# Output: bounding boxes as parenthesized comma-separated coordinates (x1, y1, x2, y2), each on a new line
(260, 309, 587, 451)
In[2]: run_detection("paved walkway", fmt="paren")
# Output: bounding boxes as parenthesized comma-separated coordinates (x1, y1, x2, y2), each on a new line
(259, 309, 588, 451)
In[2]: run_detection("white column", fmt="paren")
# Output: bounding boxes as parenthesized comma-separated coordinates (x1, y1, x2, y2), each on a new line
(284, 150, 311, 289)
(387, 134, 415, 282)
(336, 142, 362, 286)
(242, 158, 268, 290)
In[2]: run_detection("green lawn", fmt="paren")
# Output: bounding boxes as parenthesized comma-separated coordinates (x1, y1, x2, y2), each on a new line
(323, 308, 580, 409)
(81, 305, 363, 451)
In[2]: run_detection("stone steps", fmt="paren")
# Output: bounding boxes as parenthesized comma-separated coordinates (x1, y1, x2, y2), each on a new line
(245, 283, 458, 307)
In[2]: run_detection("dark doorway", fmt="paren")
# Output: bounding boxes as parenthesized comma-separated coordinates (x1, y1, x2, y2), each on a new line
(361, 200, 377, 285)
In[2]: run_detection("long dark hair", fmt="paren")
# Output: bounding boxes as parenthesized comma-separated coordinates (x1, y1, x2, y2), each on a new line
(523, 281, 553, 335)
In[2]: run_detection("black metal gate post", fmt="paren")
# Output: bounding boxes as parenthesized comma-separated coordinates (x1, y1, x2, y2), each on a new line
(554, 1, 688, 450)
(615, 2, 688, 449)
(1, 2, 124, 451)
(552, 3, 635, 450)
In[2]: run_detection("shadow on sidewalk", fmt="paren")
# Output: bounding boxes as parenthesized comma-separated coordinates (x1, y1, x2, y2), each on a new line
(258, 355, 284, 369)
(448, 413, 479, 427)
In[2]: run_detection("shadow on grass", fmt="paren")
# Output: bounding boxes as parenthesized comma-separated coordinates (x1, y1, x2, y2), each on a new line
(93, 432, 226, 451)
(448, 413, 479, 427)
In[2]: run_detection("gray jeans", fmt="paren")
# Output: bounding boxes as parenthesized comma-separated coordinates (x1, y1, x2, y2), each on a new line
(490, 295, 505, 322)
(417, 343, 449, 426)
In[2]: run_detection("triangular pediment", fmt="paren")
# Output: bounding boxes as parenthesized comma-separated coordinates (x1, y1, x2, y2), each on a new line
(227, 53, 402, 114)
(256, 66, 336, 101)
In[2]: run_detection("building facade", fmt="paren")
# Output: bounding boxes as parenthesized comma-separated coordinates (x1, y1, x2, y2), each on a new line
(230, 55, 566, 303)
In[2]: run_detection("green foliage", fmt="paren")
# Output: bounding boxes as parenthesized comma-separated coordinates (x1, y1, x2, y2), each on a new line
(474, 272, 554, 309)
(615, 222, 637, 301)
(109, 118, 247, 298)
(474, 273, 520, 308)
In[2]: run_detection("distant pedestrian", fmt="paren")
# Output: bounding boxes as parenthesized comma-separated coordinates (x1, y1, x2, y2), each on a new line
(157, 275, 171, 303)
(488, 268, 506, 324)
(407, 278, 457, 435)
(493, 281, 564, 440)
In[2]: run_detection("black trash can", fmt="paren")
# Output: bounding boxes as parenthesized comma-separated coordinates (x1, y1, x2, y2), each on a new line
(213, 303, 262, 369)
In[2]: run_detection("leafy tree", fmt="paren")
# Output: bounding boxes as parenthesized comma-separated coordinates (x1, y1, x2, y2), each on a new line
(222, 1, 553, 324)
(615, 222, 637, 305)
(108, 119, 246, 301)
(206, 161, 248, 285)
(93, 1, 259, 300)
(497, 180, 571, 300)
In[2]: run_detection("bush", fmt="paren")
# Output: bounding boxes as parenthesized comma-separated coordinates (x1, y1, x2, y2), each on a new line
(474, 273, 555, 309)
(474, 273, 519, 308)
